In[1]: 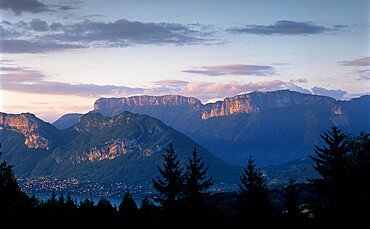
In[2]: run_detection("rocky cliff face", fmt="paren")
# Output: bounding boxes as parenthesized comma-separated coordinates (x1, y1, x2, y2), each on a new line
(0, 112, 55, 150)
(93, 90, 339, 120)
(201, 90, 337, 119)
(94, 95, 202, 111)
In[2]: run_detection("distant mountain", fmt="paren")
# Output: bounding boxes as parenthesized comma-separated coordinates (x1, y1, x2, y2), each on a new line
(0, 111, 240, 187)
(52, 113, 83, 130)
(91, 90, 370, 165)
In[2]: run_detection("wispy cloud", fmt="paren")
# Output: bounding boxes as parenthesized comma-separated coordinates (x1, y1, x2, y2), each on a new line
(356, 69, 370, 81)
(228, 20, 330, 35)
(0, 39, 84, 53)
(0, 18, 215, 53)
(183, 64, 276, 76)
(338, 57, 370, 66)
(152, 79, 189, 86)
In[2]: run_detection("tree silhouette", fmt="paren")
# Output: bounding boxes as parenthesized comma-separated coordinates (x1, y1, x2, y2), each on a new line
(0, 143, 34, 228)
(308, 126, 349, 220)
(183, 146, 214, 219)
(152, 143, 184, 213)
(237, 154, 273, 224)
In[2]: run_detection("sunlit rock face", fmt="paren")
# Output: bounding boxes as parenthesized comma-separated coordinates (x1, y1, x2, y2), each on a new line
(93, 90, 338, 120)
(0, 112, 54, 150)
(93, 95, 202, 112)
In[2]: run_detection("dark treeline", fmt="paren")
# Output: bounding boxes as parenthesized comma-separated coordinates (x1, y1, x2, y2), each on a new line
(0, 127, 369, 228)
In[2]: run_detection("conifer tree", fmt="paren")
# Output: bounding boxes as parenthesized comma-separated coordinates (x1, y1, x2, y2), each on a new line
(152, 143, 184, 212)
(184, 146, 214, 218)
(237, 154, 272, 223)
(308, 126, 349, 217)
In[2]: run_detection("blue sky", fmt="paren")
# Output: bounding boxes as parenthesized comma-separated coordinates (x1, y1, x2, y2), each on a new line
(0, 0, 369, 122)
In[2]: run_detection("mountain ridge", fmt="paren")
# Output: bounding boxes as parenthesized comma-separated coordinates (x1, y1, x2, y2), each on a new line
(90, 90, 369, 165)
(92, 90, 368, 122)
(1, 111, 240, 187)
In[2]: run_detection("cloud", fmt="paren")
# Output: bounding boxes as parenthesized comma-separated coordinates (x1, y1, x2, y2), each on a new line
(152, 79, 189, 86)
(177, 80, 310, 101)
(228, 20, 330, 35)
(0, 39, 84, 53)
(338, 57, 370, 66)
(283, 82, 312, 94)
(0, 0, 49, 15)
(51, 19, 212, 46)
(311, 86, 347, 100)
(29, 18, 48, 31)
(0, 18, 214, 53)
(183, 64, 276, 76)
(290, 78, 308, 83)
(356, 69, 370, 80)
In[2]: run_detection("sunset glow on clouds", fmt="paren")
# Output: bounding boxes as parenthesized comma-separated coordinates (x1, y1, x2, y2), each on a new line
(0, 0, 369, 122)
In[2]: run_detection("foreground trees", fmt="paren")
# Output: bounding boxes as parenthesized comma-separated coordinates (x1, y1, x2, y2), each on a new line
(152, 143, 184, 214)
(152, 145, 215, 222)
(237, 155, 273, 224)
(309, 127, 369, 225)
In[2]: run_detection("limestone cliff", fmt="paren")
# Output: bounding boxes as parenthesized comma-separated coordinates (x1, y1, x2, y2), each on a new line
(93, 90, 339, 120)
(94, 95, 202, 111)
(201, 90, 337, 119)
(0, 112, 55, 150)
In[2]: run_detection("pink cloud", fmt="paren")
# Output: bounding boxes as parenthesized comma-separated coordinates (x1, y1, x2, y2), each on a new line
(152, 79, 188, 86)
(339, 57, 370, 66)
(178, 80, 289, 101)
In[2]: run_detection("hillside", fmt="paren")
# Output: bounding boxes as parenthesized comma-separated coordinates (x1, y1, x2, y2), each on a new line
(0, 111, 240, 188)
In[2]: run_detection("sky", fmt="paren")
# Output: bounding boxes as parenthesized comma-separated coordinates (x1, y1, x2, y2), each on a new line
(0, 0, 369, 122)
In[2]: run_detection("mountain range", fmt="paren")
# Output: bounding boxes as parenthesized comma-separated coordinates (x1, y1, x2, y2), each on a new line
(1, 90, 369, 193)
(56, 90, 369, 165)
